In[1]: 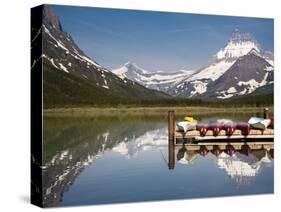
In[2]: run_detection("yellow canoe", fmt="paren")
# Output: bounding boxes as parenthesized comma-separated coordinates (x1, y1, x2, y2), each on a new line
(184, 116, 197, 122)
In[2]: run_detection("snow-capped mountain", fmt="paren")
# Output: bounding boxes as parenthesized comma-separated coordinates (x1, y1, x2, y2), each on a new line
(111, 29, 273, 99)
(204, 49, 274, 99)
(31, 5, 169, 107)
(170, 29, 274, 98)
(112, 62, 195, 93)
(215, 29, 261, 61)
(216, 151, 272, 186)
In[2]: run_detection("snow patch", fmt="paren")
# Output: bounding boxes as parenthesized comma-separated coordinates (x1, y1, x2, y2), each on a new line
(82, 74, 88, 79)
(216, 33, 261, 60)
(227, 87, 237, 94)
(102, 85, 109, 89)
(43, 25, 68, 52)
(42, 54, 60, 69)
(265, 66, 274, 72)
(238, 72, 268, 94)
(217, 93, 234, 99)
(188, 60, 235, 82)
(80, 55, 102, 68)
(58, 63, 69, 73)
(190, 80, 208, 96)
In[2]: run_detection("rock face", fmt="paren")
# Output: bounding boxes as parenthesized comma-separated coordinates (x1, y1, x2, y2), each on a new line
(112, 29, 274, 99)
(215, 29, 261, 61)
(43, 5, 63, 31)
(32, 5, 169, 107)
(203, 50, 274, 99)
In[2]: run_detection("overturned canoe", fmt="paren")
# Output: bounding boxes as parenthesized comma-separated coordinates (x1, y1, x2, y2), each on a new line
(176, 121, 197, 132)
(223, 123, 237, 136)
(236, 122, 250, 135)
(209, 123, 224, 136)
(196, 123, 210, 136)
(248, 117, 271, 130)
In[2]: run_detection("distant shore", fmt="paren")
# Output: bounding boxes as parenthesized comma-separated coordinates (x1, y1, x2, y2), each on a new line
(44, 106, 273, 117)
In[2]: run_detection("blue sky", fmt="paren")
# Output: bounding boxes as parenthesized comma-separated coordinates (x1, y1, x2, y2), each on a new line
(52, 5, 273, 72)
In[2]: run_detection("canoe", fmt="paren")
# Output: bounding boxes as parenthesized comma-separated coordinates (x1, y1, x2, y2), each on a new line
(223, 123, 237, 136)
(209, 123, 224, 136)
(176, 121, 197, 132)
(196, 123, 209, 136)
(236, 122, 250, 135)
(184, 116, 197, 122)
(248, 117, 271, 130)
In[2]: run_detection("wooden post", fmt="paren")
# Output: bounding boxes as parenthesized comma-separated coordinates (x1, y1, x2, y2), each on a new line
(168, 141, 175, 169)
(264, 107, 269, 119)
(168, 111, 175, 169)
(168, 111, 175, 142)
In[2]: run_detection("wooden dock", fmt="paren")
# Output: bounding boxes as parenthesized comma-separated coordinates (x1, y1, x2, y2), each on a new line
(167, 110, 274, 170)
(175, 128, 274, 142)
(168, 110, 274, 144)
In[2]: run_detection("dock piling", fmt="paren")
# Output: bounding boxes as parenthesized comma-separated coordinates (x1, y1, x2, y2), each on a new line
(168, 111, 175, 169)
(264, 108, 269, 119)
(168, 111, 175, 143)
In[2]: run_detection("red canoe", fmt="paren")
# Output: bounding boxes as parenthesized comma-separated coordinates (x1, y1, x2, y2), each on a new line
(209, 123, 224, 136)
(196, 123, 209, 136)
(236, 122, 250, 135)
(223, 123, 237, 136)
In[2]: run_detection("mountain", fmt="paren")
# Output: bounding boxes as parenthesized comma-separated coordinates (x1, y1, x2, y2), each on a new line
(169, 29, 274, 99)
(112, 62, 195, 93)
(31, 5, 169, 108)
(202, 49, 274, 99)
(215, 29, 262, 61)
(32, 5, 273, 104)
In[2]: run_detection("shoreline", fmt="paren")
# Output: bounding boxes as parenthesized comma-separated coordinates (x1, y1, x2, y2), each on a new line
(43, 106, 273, 117)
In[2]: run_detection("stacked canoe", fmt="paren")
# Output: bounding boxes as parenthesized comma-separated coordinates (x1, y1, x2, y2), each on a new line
(176, 116, 274, 141)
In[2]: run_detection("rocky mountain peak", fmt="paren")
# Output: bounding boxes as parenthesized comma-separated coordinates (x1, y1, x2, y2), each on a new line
(215, 29, 261, 61)
(43, 5, 63, 31)
(229, 29, 258, 44)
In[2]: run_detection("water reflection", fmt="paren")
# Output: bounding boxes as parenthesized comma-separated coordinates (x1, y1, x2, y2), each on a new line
(42, 114, 273, 207)
(42, 117, 166, 207)
(175, 144, 273, 186)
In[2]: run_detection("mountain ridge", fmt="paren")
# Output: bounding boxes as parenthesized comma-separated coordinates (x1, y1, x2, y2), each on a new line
(33, 5, 170, 107)
(112, 61, 195, 93)
(111, 29, 273, 99)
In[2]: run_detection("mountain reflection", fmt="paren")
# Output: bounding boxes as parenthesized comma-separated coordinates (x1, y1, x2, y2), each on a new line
(176, 144, 274, 186)
(42, 116, 165, 207)
(42, 116, 273, 207)
(112, 127, 167, 158)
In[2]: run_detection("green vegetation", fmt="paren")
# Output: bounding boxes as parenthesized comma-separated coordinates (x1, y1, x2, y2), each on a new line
(43, 60, 273, 109)
(43, 61, 273, 109)
(44, 91, 273, 109)
(43, 61, 169, 109)
(44, 106, 273, 117)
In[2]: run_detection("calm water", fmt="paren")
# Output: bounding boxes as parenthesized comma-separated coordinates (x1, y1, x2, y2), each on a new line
(42, 113, 274, 207)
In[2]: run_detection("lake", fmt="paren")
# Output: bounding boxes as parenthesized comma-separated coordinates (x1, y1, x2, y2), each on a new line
(42, 112, 274, 207)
